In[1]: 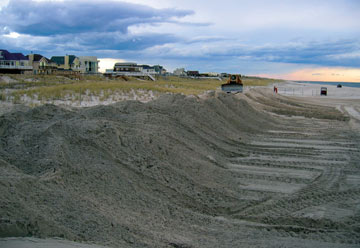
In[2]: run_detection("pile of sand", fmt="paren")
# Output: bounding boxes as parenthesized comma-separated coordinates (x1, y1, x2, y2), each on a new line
(0, 237, 107, 248)
(0, 90, 359, 247)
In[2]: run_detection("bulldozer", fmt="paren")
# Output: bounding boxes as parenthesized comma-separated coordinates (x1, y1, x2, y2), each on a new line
(221, 74, 243, 93)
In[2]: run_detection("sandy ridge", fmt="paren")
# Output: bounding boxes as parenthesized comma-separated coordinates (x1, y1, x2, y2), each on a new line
(0, 88, 359, 247)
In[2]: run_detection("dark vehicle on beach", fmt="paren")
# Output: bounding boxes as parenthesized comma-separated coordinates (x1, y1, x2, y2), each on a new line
(320, 87, 327, 96)
(221, 74, 243, 93)
(337, 84, 342, 88)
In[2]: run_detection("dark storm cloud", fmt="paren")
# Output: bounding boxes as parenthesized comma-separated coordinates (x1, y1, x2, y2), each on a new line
(246, 40, 360, 67)
(55, 31, 180, 51)
(0, 0, 194, 56)
(0, 0, 194, 36)
(1, 0, 359, 73)
(166, 39, 360, 68)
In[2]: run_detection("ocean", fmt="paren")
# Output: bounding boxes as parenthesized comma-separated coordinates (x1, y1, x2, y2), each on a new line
(295, 81, 360, 88)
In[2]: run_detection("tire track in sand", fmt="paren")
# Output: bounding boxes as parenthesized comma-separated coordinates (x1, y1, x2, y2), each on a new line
(228, 129, 357, 219)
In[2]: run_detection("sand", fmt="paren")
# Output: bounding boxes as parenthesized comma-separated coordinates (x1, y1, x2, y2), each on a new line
(276, 81, 360, 129)
(0, 84, 359, 247)
(0, 237, 108, 248)
(275, 81, 360, 99)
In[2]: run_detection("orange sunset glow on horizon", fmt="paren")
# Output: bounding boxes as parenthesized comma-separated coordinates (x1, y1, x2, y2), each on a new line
(258, 67, 360, 83)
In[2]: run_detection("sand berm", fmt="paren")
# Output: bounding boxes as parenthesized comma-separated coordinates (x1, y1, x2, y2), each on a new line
(0, 88, 359, 247)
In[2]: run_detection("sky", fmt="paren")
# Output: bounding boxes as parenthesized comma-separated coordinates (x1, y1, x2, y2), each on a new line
(0, 0, 359, 82)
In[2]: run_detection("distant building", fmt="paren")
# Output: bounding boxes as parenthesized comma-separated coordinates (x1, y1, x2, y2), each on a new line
(142, 64, 167, 75)
(153, 65, 166, 75)
(28, 53, 57, 74)
(51, 55, 80, 70)
(0, 49, 32, 74)
(187, 71, 200, 77)
(34, 55, 99, 74)
(38, 57, 58, 74)
(1, 49, 100, 76)
(140, 64, 156, 75)
(173, 68, 186, 76)
(78, 56, 99, 74)
(113, 62, 163, 75)
(220, 73, 229, 78)
(114, 62, 141, 72)
(105, 62, 159, 81)
(27, 53, 43, 72)
(203, 72, 219, 77)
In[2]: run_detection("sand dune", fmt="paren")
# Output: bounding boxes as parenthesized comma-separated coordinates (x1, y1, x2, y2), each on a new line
(1, 88, 359, 247)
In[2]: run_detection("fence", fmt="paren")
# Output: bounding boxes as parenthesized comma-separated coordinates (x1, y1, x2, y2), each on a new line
(277, 87, 324, 97)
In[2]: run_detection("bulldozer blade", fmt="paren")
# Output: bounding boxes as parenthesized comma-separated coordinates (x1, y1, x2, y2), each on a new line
(221, 84, 243, 93)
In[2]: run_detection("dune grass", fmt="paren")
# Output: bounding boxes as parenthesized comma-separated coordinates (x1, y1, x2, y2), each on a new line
(0, 91, 5, 101)
(7, 75, 282, 103)
(242, 77, 280, 86)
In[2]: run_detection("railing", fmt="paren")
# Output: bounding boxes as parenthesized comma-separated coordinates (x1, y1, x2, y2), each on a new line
(39, 66, 57, 69)
(0, 64, 33, 70)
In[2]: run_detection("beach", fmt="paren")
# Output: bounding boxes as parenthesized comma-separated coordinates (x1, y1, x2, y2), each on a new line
(275, 81, 360, 99)
(1, 0, 359, 245)
(275, 81, 360, 127)
(0, 83, 359, 247)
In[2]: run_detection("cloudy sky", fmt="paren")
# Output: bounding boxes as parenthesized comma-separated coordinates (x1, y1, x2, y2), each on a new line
(0, 0, 359, 82)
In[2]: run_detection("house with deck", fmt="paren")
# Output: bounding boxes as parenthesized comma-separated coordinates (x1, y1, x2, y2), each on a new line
(49, 55, 82, 77)
(28, 53, 57, 74)
(51, 55, 80, 71)
(0, 49, 32, 74)
(140, 64, 156, 75)
(187, 71, 200, 77)
(105, 62, 156, 81)
(51, 55, 99, 74)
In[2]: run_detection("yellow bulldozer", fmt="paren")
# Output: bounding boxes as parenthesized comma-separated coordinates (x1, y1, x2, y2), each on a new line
(221, 74, 243, 93)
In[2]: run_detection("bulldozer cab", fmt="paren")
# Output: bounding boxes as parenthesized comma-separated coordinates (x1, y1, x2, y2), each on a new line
(229, 75, 241, 83)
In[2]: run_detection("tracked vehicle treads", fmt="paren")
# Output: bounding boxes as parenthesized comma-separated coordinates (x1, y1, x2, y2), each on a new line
(221, 74, 243, 93)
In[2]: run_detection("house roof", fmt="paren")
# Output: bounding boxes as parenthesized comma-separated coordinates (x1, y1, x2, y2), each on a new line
(115, 62, 137, 66)
(51, 55, 77, 65)
(187, 71, 199, 74)
(51, 56, 65, 65)
(68, 55, 77, 64)
(141, 65, 154, 69)
(26, 54, 44, 62)
(0, 49, 27, 60)
(34, 54, 43, 61)
(153, 65, 163, 72)
(40, 57, 52, 63)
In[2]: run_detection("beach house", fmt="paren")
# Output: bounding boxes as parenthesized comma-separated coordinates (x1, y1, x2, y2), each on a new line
(0, 49, 32, 74)
(28, 53, 57, 75)
(173, 68, 186, 76)
(51, 55, 80, 71)
(140, 64, 156, 75)
(78, 56, 100, 74)
(113, 62, 142, 72)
